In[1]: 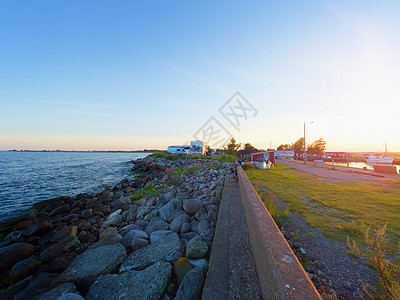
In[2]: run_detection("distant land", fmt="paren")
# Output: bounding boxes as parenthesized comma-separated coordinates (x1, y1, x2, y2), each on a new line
(6, 149, 163, 153)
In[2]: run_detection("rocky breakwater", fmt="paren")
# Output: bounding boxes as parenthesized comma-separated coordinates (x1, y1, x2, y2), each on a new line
(0, 156, 234, 300)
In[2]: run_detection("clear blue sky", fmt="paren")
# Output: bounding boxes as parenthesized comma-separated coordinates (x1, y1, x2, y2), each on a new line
(1, 0, 399, 151)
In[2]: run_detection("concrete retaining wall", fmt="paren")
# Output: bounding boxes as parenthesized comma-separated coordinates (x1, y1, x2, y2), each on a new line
(237, 164, 321, 300)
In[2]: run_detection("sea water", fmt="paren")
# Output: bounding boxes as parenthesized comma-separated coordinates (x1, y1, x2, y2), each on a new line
(0, 151, 150, 221)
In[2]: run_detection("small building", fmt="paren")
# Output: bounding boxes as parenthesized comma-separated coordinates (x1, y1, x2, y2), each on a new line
(249, 151, 275, 164)
(238, 149, 259, 159)
(283, 149, 295, 159)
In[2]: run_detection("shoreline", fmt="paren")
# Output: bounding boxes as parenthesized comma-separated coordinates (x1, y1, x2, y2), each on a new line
(0, 152, 152, 223)
(0, 155, 233, 299)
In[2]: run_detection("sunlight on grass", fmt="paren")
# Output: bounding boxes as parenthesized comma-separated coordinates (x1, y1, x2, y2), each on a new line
(245, 164, 400, 254)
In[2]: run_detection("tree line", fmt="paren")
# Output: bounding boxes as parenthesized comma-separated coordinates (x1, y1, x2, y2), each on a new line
(277, 137, 327, 156)
(223, 137, 327, 157)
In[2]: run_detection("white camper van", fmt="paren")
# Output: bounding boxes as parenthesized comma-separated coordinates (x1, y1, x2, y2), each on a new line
(167, 145, 189, 155)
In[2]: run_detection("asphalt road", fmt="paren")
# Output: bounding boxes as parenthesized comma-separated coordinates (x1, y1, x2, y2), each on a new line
(276, 159, 393, 182)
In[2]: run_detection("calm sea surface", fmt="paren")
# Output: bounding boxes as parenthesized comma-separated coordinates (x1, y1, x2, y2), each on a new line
(0, 151, 150, 221)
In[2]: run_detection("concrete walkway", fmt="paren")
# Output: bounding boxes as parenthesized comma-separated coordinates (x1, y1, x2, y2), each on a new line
(202, 175, 262, 299)
(277, 159, 396, 181)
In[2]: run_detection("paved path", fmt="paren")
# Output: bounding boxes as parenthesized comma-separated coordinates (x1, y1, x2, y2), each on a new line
(202, 175, 262, 299)
(277, 159, 391, 181)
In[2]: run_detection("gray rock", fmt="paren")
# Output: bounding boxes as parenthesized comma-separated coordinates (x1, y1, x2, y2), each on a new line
(166, 209, 185, 223)
(194, 208, 207, 221)
(120, 232, 183, 272)
(150, 230, 173, 243)
(118, 224, 141, 236)
(183, 199, 202, 215)
(143, 209, 159, 221)
(22, 221, 53, 237)
(197, 219, 210, 235)
(5, 230, 22, 242)
(37, 283, 77, 300)
(101, 209, 122, 228)
(111, 196, 130, 211)
(51, 226, 78, 242)
(136, 206, 152, 219)
(62, 243, 127, 291)
(170, 197, 183, 209)
(188, 259, 208, 274)
(39, 236, 79, 263)
(170, 213, 189, 232)
(121, 229, 148, 249)
(145, 217, 169, 235)
(58, 293, 85, 300)
(99, 227, 118, 239)
(87, 232, 122, 250)
(175, 268, 204, 300)
(0, 276, 32, 300)
(125, 204, 138, 222)
(158, 203, 174, 220)
(135, 219, 149, 229)
(180, 222, 190, 234)
(186, 240, 208, 259)
(130, 238, 149, 251)
(8, 257, 42, 283)
(14, 272, 59, 300)
(86, 261, 171, 300)
(181, 232, 198, 241)
(49, 205, 70, 217)
(0, 242, 34, 272)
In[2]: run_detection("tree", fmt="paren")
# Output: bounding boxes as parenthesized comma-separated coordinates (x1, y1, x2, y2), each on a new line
(277, 144, 291, 150)
(224, 138, 241, 156)
(243, 143, 255, 151)
(307, 138, 327, 156)
(291, 137, 305, 152)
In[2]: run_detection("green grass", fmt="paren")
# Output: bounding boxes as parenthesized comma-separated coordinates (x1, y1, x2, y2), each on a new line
(245, 164, 400, 254)
(130, 184, 159, 201)
(212, 154, 237, 163)
(151, 151, 237, 163)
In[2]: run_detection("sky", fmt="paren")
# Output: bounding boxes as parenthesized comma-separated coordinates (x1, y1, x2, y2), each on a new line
(1, 0, 399, 152)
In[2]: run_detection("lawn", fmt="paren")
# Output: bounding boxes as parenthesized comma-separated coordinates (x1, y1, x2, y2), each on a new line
(245, 164, 400, 254)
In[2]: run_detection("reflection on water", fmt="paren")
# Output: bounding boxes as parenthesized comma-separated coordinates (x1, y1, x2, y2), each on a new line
(328, 161, 400, 173)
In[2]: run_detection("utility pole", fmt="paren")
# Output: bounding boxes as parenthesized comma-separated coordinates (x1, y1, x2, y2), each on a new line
(304, 121, 314, 164)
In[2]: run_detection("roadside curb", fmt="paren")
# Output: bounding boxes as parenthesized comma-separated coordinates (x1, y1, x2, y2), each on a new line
(237, 164, 321, 299)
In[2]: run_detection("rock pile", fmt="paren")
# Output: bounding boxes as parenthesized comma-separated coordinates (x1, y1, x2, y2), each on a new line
(0, 156, 234, 299)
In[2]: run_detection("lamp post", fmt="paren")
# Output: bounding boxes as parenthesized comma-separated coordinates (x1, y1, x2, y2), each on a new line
(303, 121, 314, 164)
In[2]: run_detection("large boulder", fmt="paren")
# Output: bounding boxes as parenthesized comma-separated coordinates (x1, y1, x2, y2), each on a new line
(169, 213, 189, 232)
(36, 283, 77, 300)
(175, 268, 205, 300)
(8, 257, 42, 283)
(0, 242, 34, 272)
(185, 240, 208, 259)
(39, 236, 78, 263)
(121, 229, 148, 250)
(61, 243, 127, 292)
(86, 261, 171, 300)
(120, 232, 182, 272)
(158, 203, 174, 220)
(87, 232, 122, 250)
(144, 217, 169, 235)
(14, 272, 60, 300)
(22, 221, 53, 237)
(101, 209, 122, 229)
(183, 199, 202, 215)
(149, 230, 173, 243)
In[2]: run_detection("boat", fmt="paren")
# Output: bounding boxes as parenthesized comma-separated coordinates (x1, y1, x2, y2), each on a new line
(364, 154, 394, 165)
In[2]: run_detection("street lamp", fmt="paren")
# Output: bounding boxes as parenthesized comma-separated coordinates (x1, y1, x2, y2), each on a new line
(303, 121, 314, 164)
